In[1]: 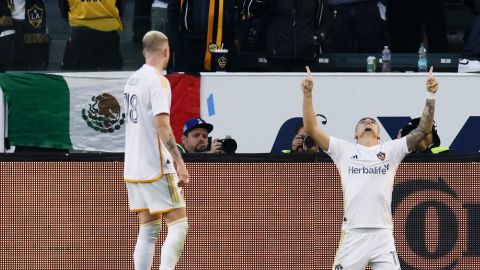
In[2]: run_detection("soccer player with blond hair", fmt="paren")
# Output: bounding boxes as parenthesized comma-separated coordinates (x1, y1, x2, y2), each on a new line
(123, 31, 189, 270)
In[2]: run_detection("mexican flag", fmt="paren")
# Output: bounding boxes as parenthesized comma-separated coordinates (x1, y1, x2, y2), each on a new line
(0, 72, 200, 152)
(0, 73, 128, 152)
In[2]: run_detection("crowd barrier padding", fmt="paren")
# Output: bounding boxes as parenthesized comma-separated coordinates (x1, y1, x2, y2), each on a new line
(1, 154, 480, 270)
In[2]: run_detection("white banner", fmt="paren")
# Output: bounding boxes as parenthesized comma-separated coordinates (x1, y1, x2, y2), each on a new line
(200, 73, 480, 153)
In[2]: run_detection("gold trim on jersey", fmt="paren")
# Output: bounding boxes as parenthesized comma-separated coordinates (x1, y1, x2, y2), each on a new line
(124, 175, 162, 183)
(159, 75, 170, 89)
(130, 208, 149, 212)
(167, 217, 188, 227)
(150, 207, 176, 215)
(140, 219, 162, 226)
(166, 174, 181, 204)
(157, 134, 165, 177)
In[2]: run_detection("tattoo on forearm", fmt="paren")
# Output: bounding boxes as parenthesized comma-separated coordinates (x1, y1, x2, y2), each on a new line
(165, 134, 180, 156)
(407, 99, 435, 151)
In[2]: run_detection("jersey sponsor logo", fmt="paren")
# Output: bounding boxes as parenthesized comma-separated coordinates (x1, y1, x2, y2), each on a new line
(82, 93, 126, 133)
(348, 164, 390, 175)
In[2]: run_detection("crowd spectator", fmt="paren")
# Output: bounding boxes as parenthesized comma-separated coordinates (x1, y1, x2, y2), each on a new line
(151, 0, 169, 33)
(177, 118, 224, 154)
(167, 0, 239, 72)
(236, 12, 268, 53)
(58, 0, 124, 70)
(325, 0, 387, 53)
(132, 0, 152, 45)
(387, 0, 448, 53)
(459, 0, 480, 72)
(398, 117, 450, 154)
(238, 0, 326, 72)
(0, 0, 50, 72)
(283, 123, 319, 154)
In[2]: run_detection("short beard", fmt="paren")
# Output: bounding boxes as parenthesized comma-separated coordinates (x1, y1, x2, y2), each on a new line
(194, 145, 207, 152)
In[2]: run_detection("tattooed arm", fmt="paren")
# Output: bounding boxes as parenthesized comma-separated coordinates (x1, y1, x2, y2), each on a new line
(406, 67, 439, 152)
(155, 113, 190, 187)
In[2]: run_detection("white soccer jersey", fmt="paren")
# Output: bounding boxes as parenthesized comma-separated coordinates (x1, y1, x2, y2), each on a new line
(326, 136, 410, 230)
(123, 64, 176, 182)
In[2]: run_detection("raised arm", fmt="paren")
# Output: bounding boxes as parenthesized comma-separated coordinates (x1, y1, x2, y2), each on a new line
(302, 66, 330, 151)
(155, 114, 190, 187)
(406, 66, 439, 152)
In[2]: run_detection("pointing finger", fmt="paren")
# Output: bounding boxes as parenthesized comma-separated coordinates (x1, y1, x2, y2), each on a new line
(306, 66, 312, 78)
(429, 66, 434, 78)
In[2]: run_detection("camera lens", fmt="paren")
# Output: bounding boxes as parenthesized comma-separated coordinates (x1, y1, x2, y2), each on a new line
(221, 138, 237, 154)
(303, 136, 315, 149)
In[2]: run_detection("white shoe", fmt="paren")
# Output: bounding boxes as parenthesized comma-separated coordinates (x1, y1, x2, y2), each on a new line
(458, 59, 480, 73)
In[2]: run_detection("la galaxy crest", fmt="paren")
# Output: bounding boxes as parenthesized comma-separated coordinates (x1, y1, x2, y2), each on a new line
(377, 151, 386, 161)
(27, 5, 43, 29)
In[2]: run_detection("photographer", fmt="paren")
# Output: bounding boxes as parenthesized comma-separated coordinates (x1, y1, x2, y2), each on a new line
(397, 117, 450, 154)
(283, 123, 319, 154)
(177, 118, 237, 154)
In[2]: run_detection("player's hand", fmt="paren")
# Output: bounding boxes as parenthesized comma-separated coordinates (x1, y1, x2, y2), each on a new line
(292, 135, 304, 152)
(426, 66, 439, 94)
(301, 66, 314, 95)
(176, 162, 190, 187)
(208, 139, 223, 154)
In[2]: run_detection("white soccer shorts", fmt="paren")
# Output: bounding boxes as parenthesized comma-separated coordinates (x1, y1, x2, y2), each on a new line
(126, 173, 186, 214)
(332, 228, 401, 270)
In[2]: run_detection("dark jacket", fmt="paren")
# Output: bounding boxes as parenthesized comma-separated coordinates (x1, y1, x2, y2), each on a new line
(239, 0, 325, 60)
(465, 0, 480, 14)
(167, 0, 239, 71)
(167, 0, 238, 48)
(327, 0, 374, 6)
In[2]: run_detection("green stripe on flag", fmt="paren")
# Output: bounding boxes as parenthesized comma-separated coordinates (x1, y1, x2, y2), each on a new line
(0, 73, 72, 149)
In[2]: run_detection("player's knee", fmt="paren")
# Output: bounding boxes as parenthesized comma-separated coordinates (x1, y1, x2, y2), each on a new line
(167, 217, 188, 234)
(139, 219, 162, 239)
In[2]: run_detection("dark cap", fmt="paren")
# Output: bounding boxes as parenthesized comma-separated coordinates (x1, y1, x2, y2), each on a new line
(400, 117, 440, 147)
(183, 118, 213, 135)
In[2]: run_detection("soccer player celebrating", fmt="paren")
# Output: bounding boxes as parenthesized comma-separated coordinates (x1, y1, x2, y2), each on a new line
(301, 66, 439, 270)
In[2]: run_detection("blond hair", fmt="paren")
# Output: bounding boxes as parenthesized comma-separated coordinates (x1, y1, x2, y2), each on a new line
(143, 31, 169, 54)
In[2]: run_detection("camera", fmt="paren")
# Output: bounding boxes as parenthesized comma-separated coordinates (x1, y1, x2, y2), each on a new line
(207, 136, 238, 154)
(303, 135, 315, 149)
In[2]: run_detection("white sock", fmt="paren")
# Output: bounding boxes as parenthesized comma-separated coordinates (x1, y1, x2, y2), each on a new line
(134, 219, 162, 270)
(159, 217, 189, 270)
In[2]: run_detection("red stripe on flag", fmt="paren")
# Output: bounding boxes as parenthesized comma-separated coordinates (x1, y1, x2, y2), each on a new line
(167, 74, 201, 143)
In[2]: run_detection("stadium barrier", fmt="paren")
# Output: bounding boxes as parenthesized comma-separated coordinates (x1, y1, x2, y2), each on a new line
(1, 153, 480, 270)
